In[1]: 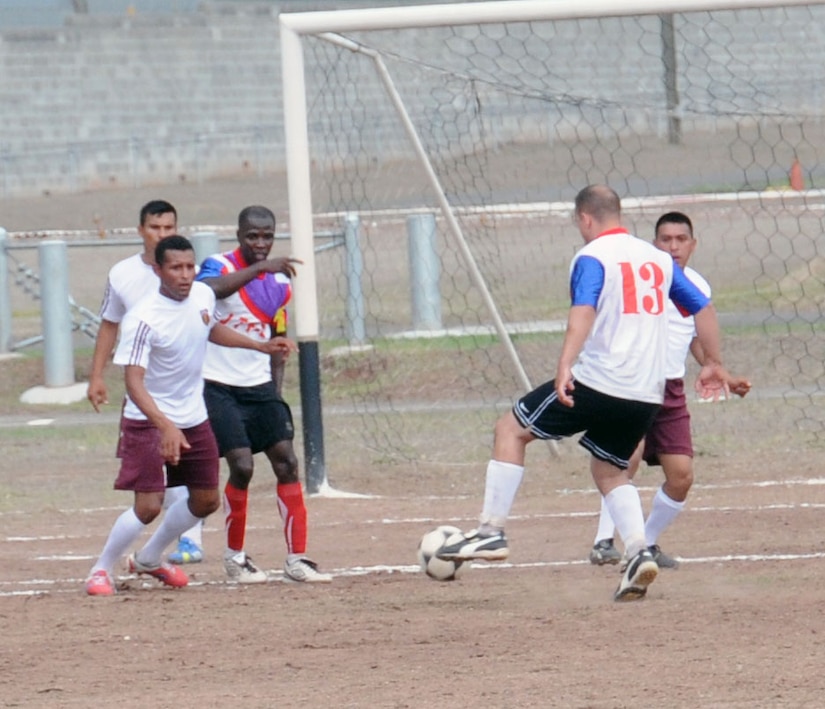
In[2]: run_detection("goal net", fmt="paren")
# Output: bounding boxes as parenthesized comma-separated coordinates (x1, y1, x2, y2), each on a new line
(280, 0, 825, 490)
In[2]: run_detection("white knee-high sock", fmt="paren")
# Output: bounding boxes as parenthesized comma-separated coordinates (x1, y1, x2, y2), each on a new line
(645, 487, 685, 546)
(91, 507, 146, 575)
(163, 485, 202, 547)
(604, 484, 646, 558)
(136, 498, 200, 567)
(181, 519, 204, 546)
(594, 496, 616, 544)
(163, 484, 189, 509)
(480, 460, 524, 530)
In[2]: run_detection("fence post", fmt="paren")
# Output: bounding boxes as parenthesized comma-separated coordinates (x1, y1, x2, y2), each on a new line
(407, 213, 442, 330)
(191, 232, 220, 266)
(0, 228, 11, 352)
(343, 213, 366, 345)
(39, 240, 75, 387)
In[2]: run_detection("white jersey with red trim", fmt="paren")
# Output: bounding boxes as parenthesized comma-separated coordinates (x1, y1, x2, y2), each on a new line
(569, 230, 686, 404)
(98, 253, 157, 324)
(197, 249, 292, 388)
(666, 266, 711, 379)
(114, 281, 217, 428)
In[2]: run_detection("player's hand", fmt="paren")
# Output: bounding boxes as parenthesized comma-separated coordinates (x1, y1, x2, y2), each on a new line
(728, 376, 752, 398)
(259, 257, 303, 278)
(262, 336, 298, 357)
(695, 363, 731, 402)
(159, 425, 191, 466)
(87, 377, 109, 413)
(555, 368, 576, 408)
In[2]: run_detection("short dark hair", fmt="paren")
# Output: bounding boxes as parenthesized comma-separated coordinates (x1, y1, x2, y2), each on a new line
(574, 185, 621, 222)
(155, 235, 193, 265)
(655, 211, 693, 237)
(140, 200, 177, 226)
(238, 205, 275, 229)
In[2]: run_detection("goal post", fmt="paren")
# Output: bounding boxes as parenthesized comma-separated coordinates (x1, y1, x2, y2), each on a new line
(281, 0, 825, 493)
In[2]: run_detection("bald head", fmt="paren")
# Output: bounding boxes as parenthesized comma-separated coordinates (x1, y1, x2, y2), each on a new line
(574, 185, 622, 242)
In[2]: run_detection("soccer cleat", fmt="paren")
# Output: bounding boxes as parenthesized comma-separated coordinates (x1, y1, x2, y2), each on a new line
(224, 551, 268, 584)
(648, 544, 679, 569)
(85, 569, 115, 596)
(284, 557, 333, 584)
(167, 537, 204, 565)
(435, 529, 509, 561)
(127, 553, 189, 588)
(614, 548, 658, 602)
(589, 538, 622, 566)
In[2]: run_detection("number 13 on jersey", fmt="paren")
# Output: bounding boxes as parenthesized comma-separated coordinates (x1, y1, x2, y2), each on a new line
(619, 261, 666, 315)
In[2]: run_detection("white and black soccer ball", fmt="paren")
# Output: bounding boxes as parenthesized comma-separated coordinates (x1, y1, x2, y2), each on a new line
(417, 525, 467, 581)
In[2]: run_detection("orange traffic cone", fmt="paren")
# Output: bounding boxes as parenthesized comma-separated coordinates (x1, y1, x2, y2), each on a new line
(789, 158, 804, 191)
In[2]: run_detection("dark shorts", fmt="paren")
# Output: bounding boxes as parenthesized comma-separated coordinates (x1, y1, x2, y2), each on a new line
(115, 418, 219, 493)
(203, 380, 294, 456)
(642, 378, 692, 465)
(514, 379, 660, 470)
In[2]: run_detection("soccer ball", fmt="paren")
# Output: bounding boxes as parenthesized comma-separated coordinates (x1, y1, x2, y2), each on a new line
(417, 525, 467, 581)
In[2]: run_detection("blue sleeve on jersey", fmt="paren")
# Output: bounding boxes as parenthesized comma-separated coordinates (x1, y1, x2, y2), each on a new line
(570, 255, 604, 307)
(195, 256, 224, 281)
(670, 263, 710, 315)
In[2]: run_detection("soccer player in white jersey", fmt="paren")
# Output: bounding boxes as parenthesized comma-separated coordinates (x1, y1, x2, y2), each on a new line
(85, 236, 296, 596)
(87, 200, 177, 410)
(86, 200, 202, 564)
(588, 211, 752, 568)
(437, 185, 731, 602)
(196, 205, 331, 584)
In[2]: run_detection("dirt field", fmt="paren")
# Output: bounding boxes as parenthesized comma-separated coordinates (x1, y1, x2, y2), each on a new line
(3, 178, 825, 708)
(2, 350, 825, 708)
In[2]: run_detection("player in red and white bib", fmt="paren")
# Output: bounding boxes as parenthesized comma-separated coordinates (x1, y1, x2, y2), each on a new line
(197, 205, 331, 585)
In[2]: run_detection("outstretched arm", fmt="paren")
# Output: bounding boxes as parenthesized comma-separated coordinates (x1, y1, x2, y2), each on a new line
(201, 257, 303, 300)
(208, 323, 298, 357)
(692, 304, 732, 401)
(689, 337, 751, 397)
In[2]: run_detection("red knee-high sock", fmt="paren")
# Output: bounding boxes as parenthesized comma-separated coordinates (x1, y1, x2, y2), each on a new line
(224, 482, 248, 553)
(277, 482, 307, 555)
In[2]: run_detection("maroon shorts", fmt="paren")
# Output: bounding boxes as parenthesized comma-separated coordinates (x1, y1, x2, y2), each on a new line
(642, 378, 693, 465)
(115, 418, 220, 493)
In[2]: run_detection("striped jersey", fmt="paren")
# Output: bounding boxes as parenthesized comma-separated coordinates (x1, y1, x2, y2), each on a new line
(114, 281, 217, 428)
(98, 253, 157, 323)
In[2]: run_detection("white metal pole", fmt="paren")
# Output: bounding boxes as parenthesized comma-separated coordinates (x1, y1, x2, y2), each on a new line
(39, 240, 75, 387)
(0, 228, 11, 352)
(281, 22, 328, 493)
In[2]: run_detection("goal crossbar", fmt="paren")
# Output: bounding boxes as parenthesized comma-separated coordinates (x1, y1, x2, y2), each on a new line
(280, 0, 824, 35)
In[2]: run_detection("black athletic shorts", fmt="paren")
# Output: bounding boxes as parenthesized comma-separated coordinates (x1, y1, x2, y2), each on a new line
(513, 379, 660, 470)
(203, 380, 294, 456)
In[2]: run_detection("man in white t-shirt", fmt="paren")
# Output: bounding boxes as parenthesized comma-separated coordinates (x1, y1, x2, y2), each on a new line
(437, 186, 731, 602)
(87, 200, 178, 411)
(588, 211, 751, 568)
(85, 236, 296, 596)
(86, 200, 203, 564)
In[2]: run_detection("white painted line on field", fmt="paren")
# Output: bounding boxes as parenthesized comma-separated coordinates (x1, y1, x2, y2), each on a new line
(27, 418, 55, 426)
(3, 550, 825, 598)
(8, 500, 825, 546)
(555, 477, 825, 496)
